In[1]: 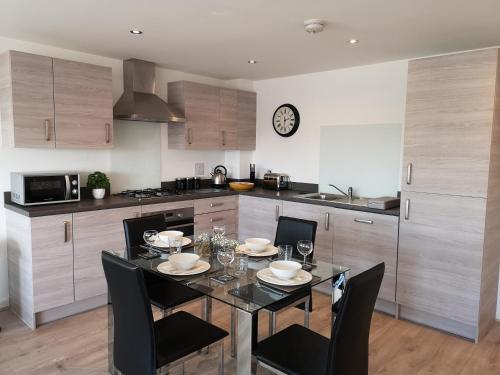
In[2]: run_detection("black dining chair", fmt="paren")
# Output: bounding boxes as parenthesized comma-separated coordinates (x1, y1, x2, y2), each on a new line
(253, 263, 385, 375)
(102, 252, 228, 375)
(123, 215, 208, 320)
(266, 216, 318, 335)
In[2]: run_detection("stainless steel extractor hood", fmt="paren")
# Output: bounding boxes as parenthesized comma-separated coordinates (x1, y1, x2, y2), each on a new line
(113, 59, 185, 123)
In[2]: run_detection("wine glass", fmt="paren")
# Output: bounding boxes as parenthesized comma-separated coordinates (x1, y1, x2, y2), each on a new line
(297, 240, 313, 270)
(143, 230, 159, 254)
(217, 246, 235, 281)
(213, 224, 226, 236)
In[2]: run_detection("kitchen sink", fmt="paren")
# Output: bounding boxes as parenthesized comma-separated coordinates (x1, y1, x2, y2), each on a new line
(296, 193, 369, 207)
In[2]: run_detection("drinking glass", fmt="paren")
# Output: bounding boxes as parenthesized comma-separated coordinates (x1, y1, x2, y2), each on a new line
(169, 237, 182, 255)
(217, 247, 235, 281)
(297, 240, 313, 269)
(143, 230, 159, 254)
(232, 252, 249, 276)
(213, 224, 226, 236)
(278, 244, 293, 261)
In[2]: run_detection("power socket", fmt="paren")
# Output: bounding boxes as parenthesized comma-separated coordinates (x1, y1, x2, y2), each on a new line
(195, 162, 204, 176)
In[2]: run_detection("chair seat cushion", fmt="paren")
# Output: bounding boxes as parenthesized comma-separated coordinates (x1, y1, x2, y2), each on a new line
(266, 287, 312, 312)
(154, 311, 228, 367)
(254, 324, 329, 375)
(145, 273, 204, 310)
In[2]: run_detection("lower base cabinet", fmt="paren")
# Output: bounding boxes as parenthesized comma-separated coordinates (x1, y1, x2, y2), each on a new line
(332, 208, 399, 303)
(238, 195, 282, 242)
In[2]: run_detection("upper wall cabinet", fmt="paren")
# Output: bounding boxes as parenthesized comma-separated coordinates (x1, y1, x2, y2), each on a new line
(0, 50, 113, 149)
(167, 81, 256, 150)
(402, 49, 498, 197)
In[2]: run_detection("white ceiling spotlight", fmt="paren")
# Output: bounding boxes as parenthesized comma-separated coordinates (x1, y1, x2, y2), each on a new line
(304, 19, 325, 34)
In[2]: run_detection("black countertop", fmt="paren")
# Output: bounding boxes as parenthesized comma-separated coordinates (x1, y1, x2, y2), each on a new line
(3, 187, 400, 218)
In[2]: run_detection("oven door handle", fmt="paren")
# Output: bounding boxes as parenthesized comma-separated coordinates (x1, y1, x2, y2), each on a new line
(64, 175, 71, 201)
(167, 223, 194, 230)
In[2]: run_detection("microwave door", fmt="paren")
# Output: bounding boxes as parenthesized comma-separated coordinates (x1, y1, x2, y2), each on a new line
(24, 176, 68, 204)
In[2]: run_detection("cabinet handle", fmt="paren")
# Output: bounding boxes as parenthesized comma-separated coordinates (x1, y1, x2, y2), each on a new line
(64, 221, 71, 243)
(404, 199, 410, 220)
(406, 163, 413, 185)
(187, 128, 193, 145)
(210, 217, 224, 223)
(275, 205, 280, 222)
(210, 202, 224, 208)
(325, 212, 330, 230)
(105, 123, 111, 143)
(221, 130, 226, 146)
(44, 119, 50, 141)
(354, 218, 373, 225)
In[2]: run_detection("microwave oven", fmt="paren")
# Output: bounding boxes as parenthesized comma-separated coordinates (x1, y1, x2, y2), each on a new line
(10, 172, 80, 206)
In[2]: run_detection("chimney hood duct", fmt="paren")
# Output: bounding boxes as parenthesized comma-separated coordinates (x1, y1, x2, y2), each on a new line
(113, 59, 185, 123)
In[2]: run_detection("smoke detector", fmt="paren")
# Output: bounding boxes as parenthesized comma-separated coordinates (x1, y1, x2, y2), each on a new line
(304, 19, 325, 34)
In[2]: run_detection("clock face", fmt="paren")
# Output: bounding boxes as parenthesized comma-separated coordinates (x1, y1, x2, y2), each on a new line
(272, 104, 300, 137)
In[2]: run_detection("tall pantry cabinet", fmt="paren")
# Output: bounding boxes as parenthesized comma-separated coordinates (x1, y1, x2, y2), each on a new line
(397, 48, 500, 341)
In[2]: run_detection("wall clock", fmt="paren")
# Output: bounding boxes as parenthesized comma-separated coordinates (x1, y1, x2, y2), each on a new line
(272, 104, 300, 137)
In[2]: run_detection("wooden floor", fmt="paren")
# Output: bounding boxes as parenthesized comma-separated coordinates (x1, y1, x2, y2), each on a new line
(1, 292, 499, 374)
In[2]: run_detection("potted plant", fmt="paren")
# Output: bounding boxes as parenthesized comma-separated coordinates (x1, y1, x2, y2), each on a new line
(87, 171, 110, 199)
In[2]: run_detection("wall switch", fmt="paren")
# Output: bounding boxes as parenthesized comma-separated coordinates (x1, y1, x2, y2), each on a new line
(195, 162, 204, 176)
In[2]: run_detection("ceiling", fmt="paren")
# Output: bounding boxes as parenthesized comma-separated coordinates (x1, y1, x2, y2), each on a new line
(1, 0, 499, 80)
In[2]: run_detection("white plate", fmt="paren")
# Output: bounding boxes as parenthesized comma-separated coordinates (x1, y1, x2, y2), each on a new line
(236, 244, 278, 257)
(152, 237, 192, 249)
(157, 260, 210, 276)
(256, 268, 313, 286)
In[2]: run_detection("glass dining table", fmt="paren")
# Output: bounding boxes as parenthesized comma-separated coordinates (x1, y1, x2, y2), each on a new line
(106, 246, 349, 375)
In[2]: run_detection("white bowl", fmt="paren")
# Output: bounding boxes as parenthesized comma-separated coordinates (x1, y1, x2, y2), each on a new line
(269, 261, 302, 280)
(159, 230, 184, 244)
(169, 253, 200, 271)
(245, 238, 271, 252)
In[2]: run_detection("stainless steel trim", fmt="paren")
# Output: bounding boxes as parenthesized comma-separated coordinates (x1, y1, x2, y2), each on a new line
(44, 119, 50, 141)
(325, 212, 330, 230)
(210, 202, 224, 208)
(64, 221, 71, 243)
(210, 217, 224, 223)
(187, 128, 193, 144)
(354, 218, 374, 224)
(275, 205, 280, 221)
(405, 199, 410, 220)
(406, 163, 413, 185)
(105, 123, 111, 143)
(64, 175, 71, 201)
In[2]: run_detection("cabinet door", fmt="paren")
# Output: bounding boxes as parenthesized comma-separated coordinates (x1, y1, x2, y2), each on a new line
(73, 207, 140, 301)
(332, 208, 399, 302)
(8, 51, 55, 148)
(219, 88, 238, 149)
(194, 195, 238, 215)
(282, 201, 334, 264)
(238, 195, 281, 242)
(237, 90, 256, 150)
(195, 209, 238, 237)
(32, 214, 74, 312)
(184, 82, 220, 149)
(402, 49, 497, 197)
(397, 192, 485, 327)
(53, 59, 113, 148)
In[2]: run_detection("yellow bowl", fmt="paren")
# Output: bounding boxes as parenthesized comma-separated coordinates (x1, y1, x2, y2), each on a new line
(229, 182, 255, 191)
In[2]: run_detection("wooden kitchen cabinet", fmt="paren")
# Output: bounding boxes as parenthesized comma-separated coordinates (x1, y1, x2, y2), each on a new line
(0, 50, 113, 149)
(73, 206, 140, 301)
(332, 208, 399, 303)
(52, 58, 113, 148)
(194, 195, 237, 215)
(402, 49, 498, 197)
(0, 51, 55, 148)
(397, 192, 486, 338)
(168, 81, 256, 150)
(194, 196, 238, 237)
(238, 195, 282, 242)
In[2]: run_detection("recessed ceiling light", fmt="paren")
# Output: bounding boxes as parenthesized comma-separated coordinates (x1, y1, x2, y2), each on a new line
(248, 60, 258, 64)
(348, 39, 359, 44)
(130, 29, 143, 35)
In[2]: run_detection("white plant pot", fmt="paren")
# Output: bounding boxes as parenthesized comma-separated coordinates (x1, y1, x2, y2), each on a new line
(92, 188, 106, 199)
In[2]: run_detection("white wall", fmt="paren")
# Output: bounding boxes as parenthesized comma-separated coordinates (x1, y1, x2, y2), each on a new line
(252, 61, 408, 186)
(0, 36, 233, 308)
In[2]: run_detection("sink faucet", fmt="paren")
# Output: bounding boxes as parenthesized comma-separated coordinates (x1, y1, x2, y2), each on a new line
(329, 184, 353, 200)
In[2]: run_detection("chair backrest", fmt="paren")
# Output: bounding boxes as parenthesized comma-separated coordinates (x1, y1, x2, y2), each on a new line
(123, 214, 166, 258)
(326, 263, 385, 375)
(102, 251, 156, 375)
(274, 216, 318, 260)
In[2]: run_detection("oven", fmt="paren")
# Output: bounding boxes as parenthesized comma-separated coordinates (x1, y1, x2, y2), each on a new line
(141, 206, 194, 239)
